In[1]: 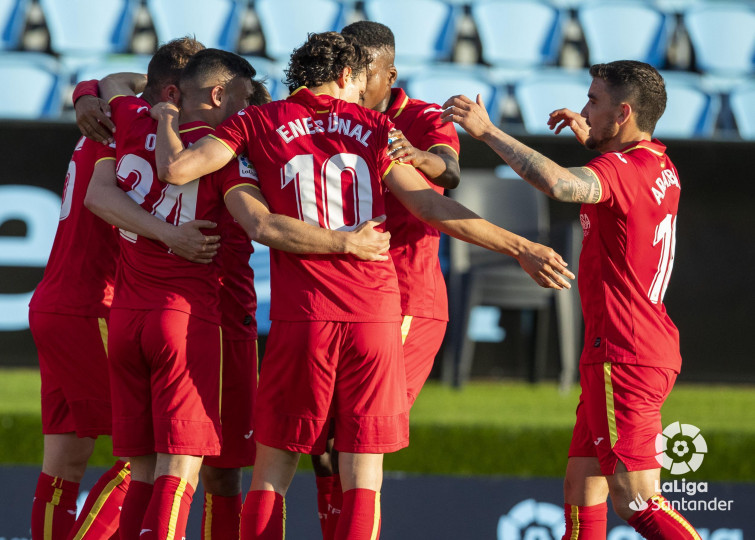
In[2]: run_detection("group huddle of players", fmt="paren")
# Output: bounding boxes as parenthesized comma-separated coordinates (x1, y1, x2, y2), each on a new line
(28, 17, 701, 540)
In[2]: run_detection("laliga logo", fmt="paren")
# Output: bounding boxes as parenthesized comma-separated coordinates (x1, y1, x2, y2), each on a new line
(655, 422, 707, 475)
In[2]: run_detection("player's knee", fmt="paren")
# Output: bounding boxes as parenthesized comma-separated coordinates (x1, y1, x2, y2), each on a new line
(311, 450, 335, 477)
(200, 466, 242, 496)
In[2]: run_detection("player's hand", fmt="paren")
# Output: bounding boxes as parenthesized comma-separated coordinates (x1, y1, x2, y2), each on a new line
(163, 220, 221, 264)
(149, 101, 180, 121)
(516, 241, 575, 290)
(75, 95, 115, 145)
(441, 94, 495, 140)
(345, 215, 391, 261)
(387, 129, 423, 167)
(547, 108, 590, 146)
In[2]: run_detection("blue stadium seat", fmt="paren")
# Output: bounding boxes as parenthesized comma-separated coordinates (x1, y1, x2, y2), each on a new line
(244, 55, 287, 100)
(655, 72, 720, 138)
(363, 0, 460, 64)
(147, 0, 245, 51)
(513, 70, 591, 135)
(578, 1, 672, 67)
(255, 0, 346, 61)
(728, 81, 755, 140)
(471, 0, 564, 69)
(39, 0, 138, 55)
(74, 54, 151, 84)
(0, 0, 28, 50)
(405, 66, 499, 129)
(684, 2, 755, 77)
(0, 52, 64, 118)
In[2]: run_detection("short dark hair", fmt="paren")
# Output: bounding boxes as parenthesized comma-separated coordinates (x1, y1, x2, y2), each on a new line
(250, 79, 272, 106)
(146, 36, 205, 92)
(180, 48, 256, 87)
(589, 60, 667, 134)
(284, 31, 371, 93)
(341, 20, 395, 53)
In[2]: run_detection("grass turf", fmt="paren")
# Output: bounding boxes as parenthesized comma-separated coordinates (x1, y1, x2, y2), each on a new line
(2, 369, 754, 481)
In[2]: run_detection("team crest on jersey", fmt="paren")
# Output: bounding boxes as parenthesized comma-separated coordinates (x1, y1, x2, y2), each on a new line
(580, 213, 591, 237)
(238, 155, 258, 179)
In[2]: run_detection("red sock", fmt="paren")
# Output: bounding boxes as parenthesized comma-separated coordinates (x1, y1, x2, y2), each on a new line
(202, 492, 243, 539)
(240, 490, 285, 540)
(561, 502, 607, 539)
(119, 480, 153, 540)
(628, 495, 701, 539)
(32, 472, 80, 540)
(67, 460, 131, 540)
(334, 489, 380, 540)
(139, 476, 195, 540)
(315, 474, 343, 540)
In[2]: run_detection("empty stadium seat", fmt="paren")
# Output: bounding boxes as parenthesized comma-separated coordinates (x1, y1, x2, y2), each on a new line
(684, 2, 755, 77)
(363, 0, 460, 64)
(0, 0, 28, 50)
(405, 66, 499, 128)
(578, 1, 672, 67)
(728, 81, 755, 140)
(244, 55, 287, 100)
(255, 0, 346, 61)
(147, 0, 245, 51)
(40, 0, 138, 55)
(0, 52, 64, 119)
(471, 0, 564, 69)
(514, 70, 591, 135)
(655, 72, 720, 138)
(74, 54, 151, 84)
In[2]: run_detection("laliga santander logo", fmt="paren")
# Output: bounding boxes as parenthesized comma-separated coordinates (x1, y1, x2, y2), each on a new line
(655, 421, 707, 475)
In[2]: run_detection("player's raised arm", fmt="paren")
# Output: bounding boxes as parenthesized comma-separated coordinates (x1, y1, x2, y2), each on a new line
(149, 102, 235, 186)
(225, 185, 390, 261)
(384, 163, 574, 289)
(84, 157, 221, 263)
(387, 129, 460, 189)
(442, 94, 601, 204)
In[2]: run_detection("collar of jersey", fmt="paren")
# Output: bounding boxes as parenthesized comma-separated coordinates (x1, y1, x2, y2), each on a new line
(288, 86, 335, 113)
(620, 138, 666, 157)
(178, 120, 213, 133)
(386, 87, 409, 120)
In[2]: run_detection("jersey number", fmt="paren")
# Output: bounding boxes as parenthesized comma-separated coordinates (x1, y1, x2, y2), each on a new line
(282, 153, 373, 231)
(648, 213, 676, 304)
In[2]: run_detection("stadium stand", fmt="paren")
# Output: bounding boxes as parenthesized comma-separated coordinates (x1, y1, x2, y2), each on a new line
(729, 81, 755, 140)
(0, 0, 28, 50)
(513, 69, 592, 135)
(0, 51, 63, 118)
(655, 72, 721, 138)
(147, 0, 245, 52)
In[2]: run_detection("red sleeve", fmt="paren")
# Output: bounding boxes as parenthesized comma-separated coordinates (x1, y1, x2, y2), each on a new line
(210, 108, 254, 158)
(415, 105, 460, 156)
(584, 152, 638, 215)
(217, 154, 260, 197)
(108, 95, 145, 135)
(72, 79, 99, 105)
(94, 140, 117, 162)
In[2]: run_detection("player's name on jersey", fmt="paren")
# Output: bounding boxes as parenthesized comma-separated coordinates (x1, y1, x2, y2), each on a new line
(276, 113, 373, 147)
(652, 167, 680, 205)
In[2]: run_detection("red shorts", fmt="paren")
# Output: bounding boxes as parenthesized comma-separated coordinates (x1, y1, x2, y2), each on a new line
(108, 308, 222, 457)
(255, 320, 409, 455)
(203, 338, 257, 469)
(569, 362, 677, 475)
(29, 311, 112, 438)
(401, 316, 447, 406)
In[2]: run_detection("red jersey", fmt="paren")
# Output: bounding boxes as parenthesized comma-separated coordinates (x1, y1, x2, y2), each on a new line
(578, 139, 682, 372)
(210, 87, 402, 322)
(383, 87, 459, 320)
(29, 137, 119, 317)
(109, 95, 252, 324)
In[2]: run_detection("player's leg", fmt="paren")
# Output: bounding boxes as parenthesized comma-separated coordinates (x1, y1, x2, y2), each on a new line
(594, 363, 701, 538)
(402, 316, 447, 406)
(140, 310, 223, 540)
(201, 337, 258, 539)
(244, 321, 339, 539)
(332, 321, 408, 540)
(119, 455, 156, 540)
(312, 434, 341, 540)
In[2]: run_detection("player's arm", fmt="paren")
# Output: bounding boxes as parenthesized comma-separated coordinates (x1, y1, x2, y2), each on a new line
(384, 164, 574, 289)
(387, 129, 460, 189)
(225, 185, 390, 261)
(98, 72, 148, 103)
(84, 158, 221, 264)
(442, 94, 601, 204)
(149, 102, 236, 186)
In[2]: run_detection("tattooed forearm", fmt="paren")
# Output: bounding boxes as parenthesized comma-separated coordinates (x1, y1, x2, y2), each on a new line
(552, 168, 601, 203)
(515, 151, 552, 192)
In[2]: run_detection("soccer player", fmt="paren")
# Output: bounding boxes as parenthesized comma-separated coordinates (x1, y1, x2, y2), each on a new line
(149, 31, 573, 539)
(27, 73, 218, 540)
(307, 21, 463, 537)
(443, 60, 700, 539)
